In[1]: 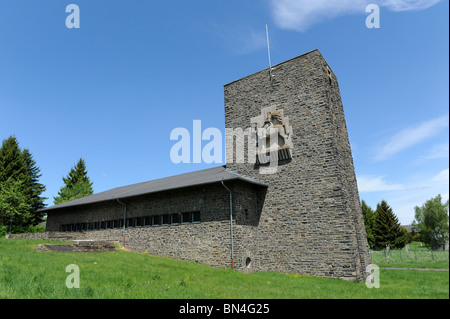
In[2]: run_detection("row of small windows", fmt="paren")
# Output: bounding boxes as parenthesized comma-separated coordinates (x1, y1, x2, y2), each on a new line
(59, 211, 201, 232)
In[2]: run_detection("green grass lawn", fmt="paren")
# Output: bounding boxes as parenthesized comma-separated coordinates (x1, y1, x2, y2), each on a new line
(0, 238, 448, 299)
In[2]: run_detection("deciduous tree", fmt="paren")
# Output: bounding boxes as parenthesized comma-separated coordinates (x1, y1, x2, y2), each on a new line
(413, 195, 449, 250)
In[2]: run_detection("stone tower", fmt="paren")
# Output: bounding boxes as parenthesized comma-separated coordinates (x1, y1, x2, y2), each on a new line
(225, 49, 370, 281)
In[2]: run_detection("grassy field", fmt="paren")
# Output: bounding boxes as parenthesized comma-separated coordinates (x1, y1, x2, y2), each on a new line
(0, 238, 448, 299)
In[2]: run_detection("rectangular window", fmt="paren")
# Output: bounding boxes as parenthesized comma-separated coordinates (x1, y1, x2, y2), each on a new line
(93, 222, 99, 230)
(152, 215, 160, 226)
(162, 214, 169, 225)
(127, 218, 134, 227)
(135, 217, 143, 227)
(144, 216, 151, 226)
(193, 211, 201, 223)
(182, 212, 191, 224)
(171, 213, 180, 224)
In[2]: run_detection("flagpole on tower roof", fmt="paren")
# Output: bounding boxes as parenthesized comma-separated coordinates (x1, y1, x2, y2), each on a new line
(266, 24, 274, 80)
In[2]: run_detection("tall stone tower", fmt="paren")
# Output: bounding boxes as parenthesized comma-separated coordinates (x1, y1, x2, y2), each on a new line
(225, 49, 370, 281)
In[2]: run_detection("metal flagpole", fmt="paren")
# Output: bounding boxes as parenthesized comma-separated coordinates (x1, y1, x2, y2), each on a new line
(266, 24, 273, 80)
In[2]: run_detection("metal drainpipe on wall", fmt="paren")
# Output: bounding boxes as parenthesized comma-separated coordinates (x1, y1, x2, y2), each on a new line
(117, 199, 127, 248)
(221, 180, 234, 270)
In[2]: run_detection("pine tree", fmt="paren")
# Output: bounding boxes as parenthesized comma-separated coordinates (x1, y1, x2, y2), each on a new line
(53, 158, 94, 205)
(0, 136, 27, 184)
(22, 149, 47, 225)
(0, 136, 47, 231)
(373, 200, 408, 249)
(361, 200, 375, 248)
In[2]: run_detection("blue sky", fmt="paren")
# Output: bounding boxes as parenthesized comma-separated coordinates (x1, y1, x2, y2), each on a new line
(0, 0, 448, 224)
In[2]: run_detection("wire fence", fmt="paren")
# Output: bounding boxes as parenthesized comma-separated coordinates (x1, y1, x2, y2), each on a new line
(369, 245, 449, 267)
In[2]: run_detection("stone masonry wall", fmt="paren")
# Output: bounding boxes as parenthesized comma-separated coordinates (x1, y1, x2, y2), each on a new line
(224, 49, 370, 280)
(11, 181, 264, 270)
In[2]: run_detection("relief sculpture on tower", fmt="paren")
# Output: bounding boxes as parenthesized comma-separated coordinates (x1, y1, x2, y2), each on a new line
(251, 106, 293, 164)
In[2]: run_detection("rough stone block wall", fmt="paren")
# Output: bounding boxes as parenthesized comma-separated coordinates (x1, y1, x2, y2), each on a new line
(224, 49, 370, 280)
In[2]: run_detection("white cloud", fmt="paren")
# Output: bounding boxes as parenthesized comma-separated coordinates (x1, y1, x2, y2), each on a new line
(269, 0, 443, 31)
(416, 142, 449, 162)
(359, 169, 449, 224)
(389, 168, 449, 223)
(204, 23, 267, 55)
(357, 175, 404, 192)
(374, 115, 449, 162)
(381, 0, 443, 11)
(430, 168, 449, 184)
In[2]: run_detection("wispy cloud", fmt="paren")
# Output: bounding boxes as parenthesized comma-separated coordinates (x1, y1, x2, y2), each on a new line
(381, 0, 443, 11)
(359, 168, 449, 224)
(417, 142, 449, 162)
(357, 175, 404, 192)
(388, 168, 449, 223)
(374, 115, 449, 162)
(203, 22, 267, 55)
(269, 0, 443, 31)
(430, 168, 449, 184)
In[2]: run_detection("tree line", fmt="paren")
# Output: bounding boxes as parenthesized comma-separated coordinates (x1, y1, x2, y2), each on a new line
(362, 196, 449, 250)
(0, 136, 93, 235)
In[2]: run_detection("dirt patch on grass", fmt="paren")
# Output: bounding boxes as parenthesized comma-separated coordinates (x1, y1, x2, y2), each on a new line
(36, 240, 119, 253)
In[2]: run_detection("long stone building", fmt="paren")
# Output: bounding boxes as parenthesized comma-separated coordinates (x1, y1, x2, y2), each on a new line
(16, 49, 370, 281)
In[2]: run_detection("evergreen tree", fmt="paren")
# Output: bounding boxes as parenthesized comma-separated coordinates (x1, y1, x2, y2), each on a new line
(22, 149, 47, 225)
(0, 136, 27, 184)
(0, 136, 47, 231)
(373, 200, 408, 249)
(53, 158, 93, 205)
(361, 200, 375, 248)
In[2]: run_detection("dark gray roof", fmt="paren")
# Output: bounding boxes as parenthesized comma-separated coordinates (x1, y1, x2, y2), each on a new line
(41, 166, 268, 212)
